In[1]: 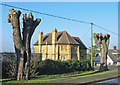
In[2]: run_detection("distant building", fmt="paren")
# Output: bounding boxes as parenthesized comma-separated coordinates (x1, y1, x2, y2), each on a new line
(0, 52, 42, 62)
(0, 52, 16, 62)
(34, 28, 87, 61)
(94, 46, 120, 66)
(0, 53, 3, 61)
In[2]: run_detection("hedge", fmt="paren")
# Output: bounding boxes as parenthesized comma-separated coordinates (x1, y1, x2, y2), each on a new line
(2, 59, 94, 78)
(37, 59, 94, 75)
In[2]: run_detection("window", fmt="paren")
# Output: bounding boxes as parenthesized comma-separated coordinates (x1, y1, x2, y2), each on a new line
(117, 55, 120, 59)
(61, 56, 66, 61)
(49, 57, 52, 60)
(113, 62, 117, 65)
(42, 57, 45, 61)
(108, 63, 111, 65)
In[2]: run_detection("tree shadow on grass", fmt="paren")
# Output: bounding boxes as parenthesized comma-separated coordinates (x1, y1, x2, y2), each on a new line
(68, 71, 103, 78)
(1, 78, 15, 83)
(39, 71, 104, 80)
(2, 71, 104, 82)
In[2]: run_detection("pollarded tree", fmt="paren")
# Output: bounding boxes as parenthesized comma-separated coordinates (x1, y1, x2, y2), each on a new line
(94, 33, 110, 71)
(8, 8, 41, 80)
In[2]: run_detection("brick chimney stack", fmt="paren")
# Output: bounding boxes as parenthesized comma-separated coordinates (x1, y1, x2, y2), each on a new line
(52, 28, 57, 60)
(38, 30, 43, 53)
(52, 28, 57, 44)
(38, 30, 43, 44)
(112, 46, 116, 50)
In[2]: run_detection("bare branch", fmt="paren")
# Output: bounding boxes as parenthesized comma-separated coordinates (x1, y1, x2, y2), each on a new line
(30, 18, 41, 37)
(94, 33, 101, 48)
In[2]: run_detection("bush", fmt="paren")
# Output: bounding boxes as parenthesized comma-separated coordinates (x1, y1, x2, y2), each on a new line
(2, 53, 41, 78)
(2, 60, 16, 78)
(36, 59, 93, 75)
(30, 53, 41, 76)
(2, 55, 93, 78)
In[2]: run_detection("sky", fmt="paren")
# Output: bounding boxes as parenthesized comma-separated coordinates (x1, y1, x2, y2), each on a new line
(0, 2, 119, 52)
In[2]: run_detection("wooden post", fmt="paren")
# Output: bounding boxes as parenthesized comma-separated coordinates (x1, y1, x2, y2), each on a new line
(91, 22, 93, 67)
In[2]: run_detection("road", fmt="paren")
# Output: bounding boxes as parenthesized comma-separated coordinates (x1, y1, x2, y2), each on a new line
(98, 78, 119, 83)
(94, 77, 120, 85)
(47, 71, 118, 84)
(94, 66, 119, 71)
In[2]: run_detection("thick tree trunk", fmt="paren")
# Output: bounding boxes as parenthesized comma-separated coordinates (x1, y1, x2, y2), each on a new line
(8, 9, 41, 80)
(99, 45, 108, 71)
(24, 36, 31, 80)
(94, 33, 110, 71)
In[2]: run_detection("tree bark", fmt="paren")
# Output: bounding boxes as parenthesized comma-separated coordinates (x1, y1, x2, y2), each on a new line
(8, 9, 41, 80)
(94, 33, 110, 71)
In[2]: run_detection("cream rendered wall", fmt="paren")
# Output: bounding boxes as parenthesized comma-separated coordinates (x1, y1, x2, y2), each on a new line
(59, 45, 69, 60)
(47, 45, 53, 54)
(71, 45, 78, 59)
(47, 45, 53, 60)
(107, 55, 114, 65)
(42, 45, 46, 55)
(34, 44, 86, 61)
(34, 45, 39, 53)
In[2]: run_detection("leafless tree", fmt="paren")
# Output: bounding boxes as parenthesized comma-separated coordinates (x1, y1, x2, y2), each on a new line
(94, 33, 110, 71)
(8, 8, 41, 80)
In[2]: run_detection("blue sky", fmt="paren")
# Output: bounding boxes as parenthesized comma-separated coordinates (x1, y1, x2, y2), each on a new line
(0, 2, 118, 52)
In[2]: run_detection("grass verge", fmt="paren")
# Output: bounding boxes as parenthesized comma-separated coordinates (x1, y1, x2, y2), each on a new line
(2, 70, 119, 83)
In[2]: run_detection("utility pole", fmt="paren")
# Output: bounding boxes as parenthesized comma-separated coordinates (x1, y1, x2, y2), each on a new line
(91, 22, 93, 67)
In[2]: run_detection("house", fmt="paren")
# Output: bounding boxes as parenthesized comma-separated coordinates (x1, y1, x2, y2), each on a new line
(34, 28, 87, 61)
(94, 46, 120, 66)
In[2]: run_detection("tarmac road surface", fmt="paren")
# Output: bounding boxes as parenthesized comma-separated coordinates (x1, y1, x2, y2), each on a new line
(47, 71, 118, 84)
(94, 77, 120, 85)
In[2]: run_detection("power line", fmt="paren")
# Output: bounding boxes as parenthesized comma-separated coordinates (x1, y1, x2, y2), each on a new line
(93, 23, 120, 36)
(81, 27, 91, 39)
(0, 3, 91, 24)
(0, 3, 119, 37)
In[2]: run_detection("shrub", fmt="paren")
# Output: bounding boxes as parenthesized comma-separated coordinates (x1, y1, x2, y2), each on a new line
(30, 53, 41, 76)
(2, 60, 16, 78)
(2, 53, 41, 78)
(36, 59, 93, 75)
(2, 55, 93, 78)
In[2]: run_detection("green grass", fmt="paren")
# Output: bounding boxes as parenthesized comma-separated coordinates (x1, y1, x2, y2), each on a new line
(31, 71, 83, 78)
(69, 70, 118, 79)
(2, 70, 119, 83)
(32, 70, 118, 79)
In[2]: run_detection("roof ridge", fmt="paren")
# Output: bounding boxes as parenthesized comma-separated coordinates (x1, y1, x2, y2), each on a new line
(76, 37, 86, 47)
(56, 31, 66, 43)
(108, 50, 118, 62)
(44, 30, 65, 36)
(34, 29, 86, 45)
(71, 36, 79, 38)
(66, 32, 79, 44)
(58, 30, 66, 33)
(64, 31, 71, 44)
(72, 37, 79, 44)
(46, 33, 52, 35)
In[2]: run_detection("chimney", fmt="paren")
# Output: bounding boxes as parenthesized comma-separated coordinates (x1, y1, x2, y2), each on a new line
(38, 30, 43, 45)
(52, 28, 57, 44)
(112, 46, 116, 50)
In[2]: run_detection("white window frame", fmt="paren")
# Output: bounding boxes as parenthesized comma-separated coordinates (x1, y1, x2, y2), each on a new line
(42, 56, 45, 61)
(61, 56, 66, 61)
(49, 57, 52, 60)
